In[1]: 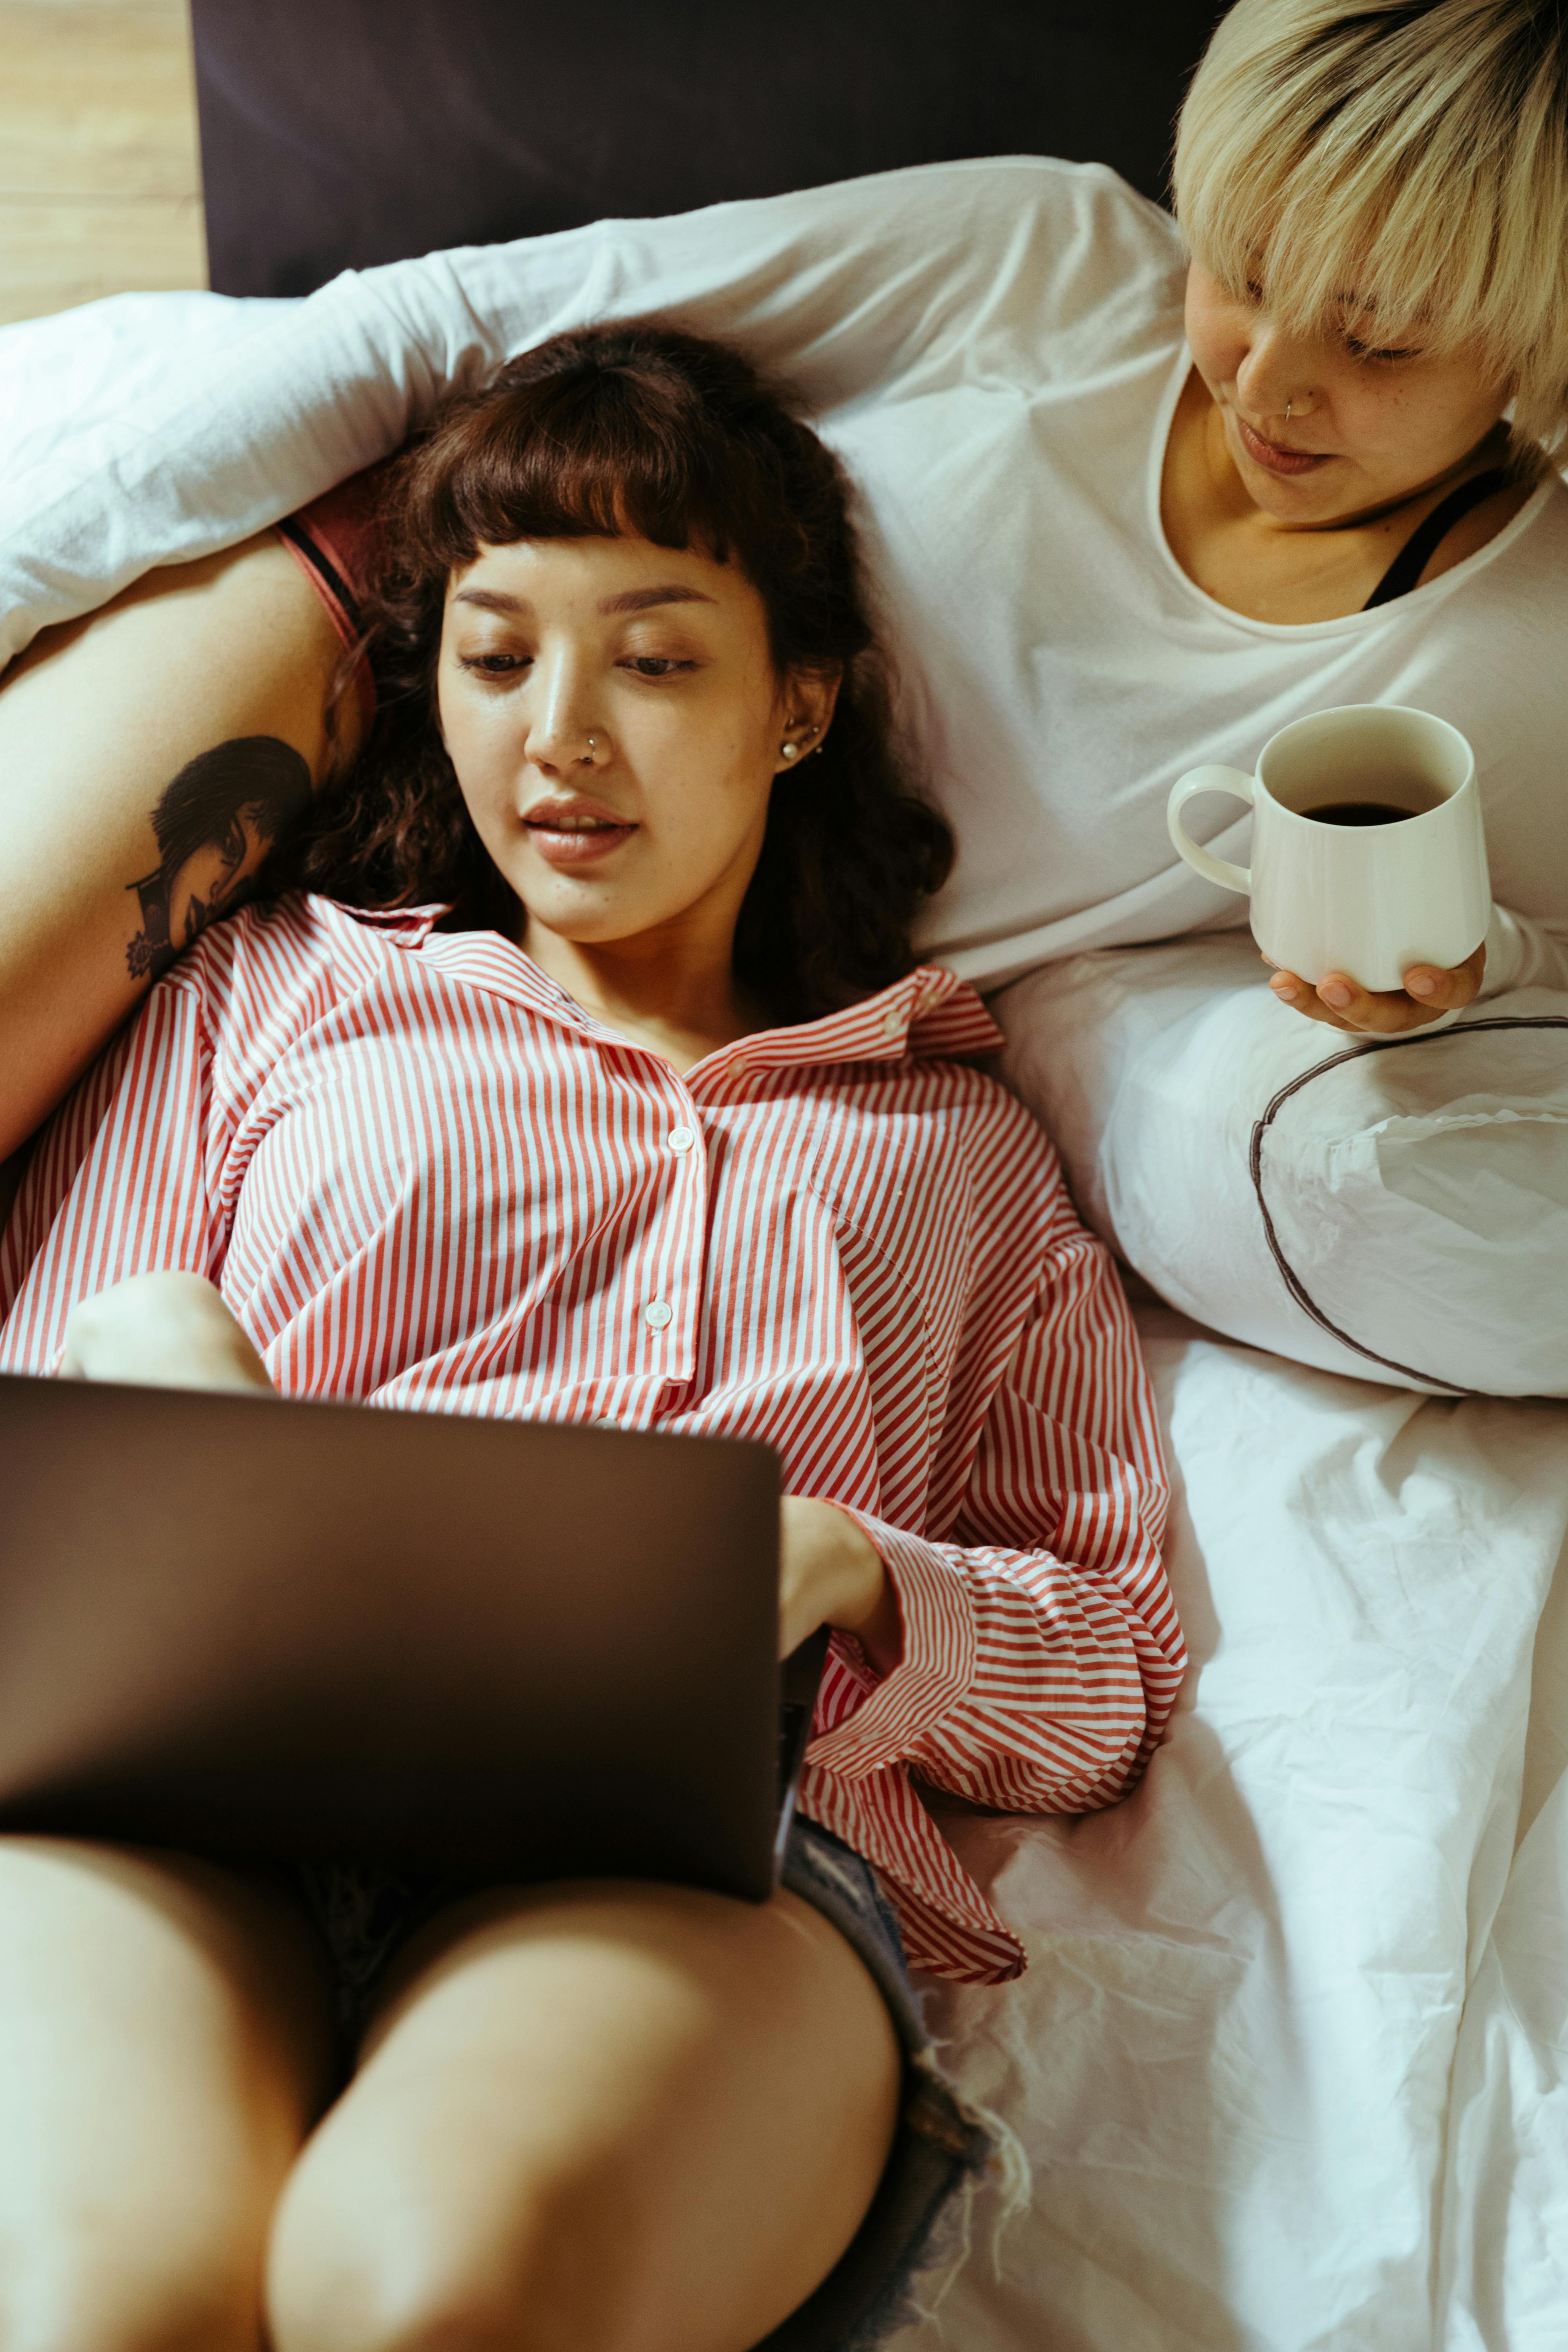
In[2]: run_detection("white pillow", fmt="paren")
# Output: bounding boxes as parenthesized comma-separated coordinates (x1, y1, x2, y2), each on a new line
(993, 935, 1568, 1396)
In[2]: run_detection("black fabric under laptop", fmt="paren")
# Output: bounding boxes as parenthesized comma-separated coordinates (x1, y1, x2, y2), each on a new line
(0, 1373, 824, 1902)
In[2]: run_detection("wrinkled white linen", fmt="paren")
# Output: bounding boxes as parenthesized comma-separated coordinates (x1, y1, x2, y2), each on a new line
(890, 1304, 1568, 2351)
(1438, 1526, 1568, 2352)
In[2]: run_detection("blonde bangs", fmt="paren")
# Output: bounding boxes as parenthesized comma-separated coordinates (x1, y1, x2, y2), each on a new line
(1173, 0, 1568, 451)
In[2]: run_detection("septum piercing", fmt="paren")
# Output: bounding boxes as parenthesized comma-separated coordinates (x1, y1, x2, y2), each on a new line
(1285, 400, 1293, 423)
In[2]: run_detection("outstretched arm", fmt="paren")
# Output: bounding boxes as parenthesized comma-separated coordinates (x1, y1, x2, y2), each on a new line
(1, 158, 1100, 669)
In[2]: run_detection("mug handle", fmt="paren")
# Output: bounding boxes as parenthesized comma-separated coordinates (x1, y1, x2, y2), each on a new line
(1166, 767, 1255, 896)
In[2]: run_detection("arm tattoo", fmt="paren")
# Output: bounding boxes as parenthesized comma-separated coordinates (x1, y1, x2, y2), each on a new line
(126, 737, 312, 981)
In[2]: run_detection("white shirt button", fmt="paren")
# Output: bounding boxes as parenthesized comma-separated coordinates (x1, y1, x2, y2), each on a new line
(668, 1126, 696, 1153)
(644, 1300, 673, 1331)
(881, 1007, 903, 1037)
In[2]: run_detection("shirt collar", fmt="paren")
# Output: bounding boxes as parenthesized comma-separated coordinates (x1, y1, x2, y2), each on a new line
(354, 908, 1002, 1068)
(337, 900, 450, 940)
(728, 966, 1003, 1070)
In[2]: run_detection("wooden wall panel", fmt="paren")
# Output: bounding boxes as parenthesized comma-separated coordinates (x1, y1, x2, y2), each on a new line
(0, 0, 206, 324)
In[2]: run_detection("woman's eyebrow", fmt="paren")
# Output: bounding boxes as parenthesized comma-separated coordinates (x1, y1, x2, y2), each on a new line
(450, 584, 715, 617)
(452, 587, 529, 614)
(599, 584, 716, 615)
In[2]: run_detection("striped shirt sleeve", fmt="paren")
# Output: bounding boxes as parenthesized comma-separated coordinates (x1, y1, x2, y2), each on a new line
(806, 1214, 1182, 1816)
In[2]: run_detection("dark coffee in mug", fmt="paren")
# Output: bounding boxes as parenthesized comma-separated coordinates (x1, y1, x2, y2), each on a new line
(1308, 801, 1414, 826)
(1304, 771, 1445, 826)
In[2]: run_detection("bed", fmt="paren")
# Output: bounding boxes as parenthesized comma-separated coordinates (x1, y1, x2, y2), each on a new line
(905, 1301, 1568, 2348)
(5, 5, 1567, 2341)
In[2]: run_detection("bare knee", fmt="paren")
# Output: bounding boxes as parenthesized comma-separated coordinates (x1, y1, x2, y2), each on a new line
(0, 1842, 329, 2352)
(268, 1880, 899, 2352)
(269, 2157, 637, 2352)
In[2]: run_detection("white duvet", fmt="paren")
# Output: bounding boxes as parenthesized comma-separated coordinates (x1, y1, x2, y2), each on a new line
(6, 292, 1568, 2352)
(892, 1304, 1568, 2350)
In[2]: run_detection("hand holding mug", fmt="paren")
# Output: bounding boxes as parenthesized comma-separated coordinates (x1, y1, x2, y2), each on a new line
(1167, 705, 1491, 1034)
(1264, 939, 1486, 1034)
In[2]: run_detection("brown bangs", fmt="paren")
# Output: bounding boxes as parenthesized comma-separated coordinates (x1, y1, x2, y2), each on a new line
(389, 330, 818, 662)
(417, 367, 736, 559)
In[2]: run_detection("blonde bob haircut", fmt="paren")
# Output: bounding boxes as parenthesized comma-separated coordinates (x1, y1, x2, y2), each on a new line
(1173, 0, 1568, 455)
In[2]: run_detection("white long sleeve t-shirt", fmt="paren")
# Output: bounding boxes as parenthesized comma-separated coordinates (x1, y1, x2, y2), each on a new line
(3, 156, 1565, 991)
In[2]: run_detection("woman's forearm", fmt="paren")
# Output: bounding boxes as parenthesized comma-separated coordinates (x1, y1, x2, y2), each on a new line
(777, 1496, 901, 1669)
(0, 533, 352, 1161)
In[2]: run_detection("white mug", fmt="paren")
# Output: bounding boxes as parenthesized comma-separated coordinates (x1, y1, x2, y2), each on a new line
(1166, 704, 1491, 993)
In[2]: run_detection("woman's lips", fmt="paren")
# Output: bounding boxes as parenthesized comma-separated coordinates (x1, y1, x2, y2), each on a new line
(1235, 414, 1332, 477)
(523, 800, 638, 867)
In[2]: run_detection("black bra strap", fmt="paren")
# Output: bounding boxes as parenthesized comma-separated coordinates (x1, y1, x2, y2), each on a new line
(275, 513, 365, 635)
(1363, 467, 1511, 609)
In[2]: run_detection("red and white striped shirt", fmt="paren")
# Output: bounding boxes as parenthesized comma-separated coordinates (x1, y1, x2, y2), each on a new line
(0, 895, 1182, 1982)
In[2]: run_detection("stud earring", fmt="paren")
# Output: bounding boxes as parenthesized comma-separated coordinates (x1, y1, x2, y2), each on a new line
(781, 741, 800, 760)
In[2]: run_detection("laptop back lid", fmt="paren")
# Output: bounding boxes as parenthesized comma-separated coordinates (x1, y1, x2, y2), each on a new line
(0, 1374, 782, 1902)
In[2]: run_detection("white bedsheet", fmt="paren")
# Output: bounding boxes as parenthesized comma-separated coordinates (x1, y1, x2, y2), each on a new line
(892, 1304, 1568, 2350)
(1439, 1522, 1568, 2351)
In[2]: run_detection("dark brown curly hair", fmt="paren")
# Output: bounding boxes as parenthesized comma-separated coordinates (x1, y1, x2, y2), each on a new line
(282, 321, 954, 1023)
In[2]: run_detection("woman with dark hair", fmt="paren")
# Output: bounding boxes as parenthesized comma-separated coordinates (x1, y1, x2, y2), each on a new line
(0, 324, 1181, 2352)
(289, 323, 953, 1023)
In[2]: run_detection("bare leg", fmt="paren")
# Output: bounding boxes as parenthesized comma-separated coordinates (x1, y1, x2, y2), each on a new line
(0, 1837, 333, 2352)
(0, 535, 356, 1159)
(268, 1877, 903, 2352)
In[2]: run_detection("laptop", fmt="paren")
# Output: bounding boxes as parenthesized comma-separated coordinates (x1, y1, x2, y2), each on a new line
(0, 1372, 827, 1904)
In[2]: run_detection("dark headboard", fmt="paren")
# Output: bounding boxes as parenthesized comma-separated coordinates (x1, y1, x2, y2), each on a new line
(193, 0, 1224, 299)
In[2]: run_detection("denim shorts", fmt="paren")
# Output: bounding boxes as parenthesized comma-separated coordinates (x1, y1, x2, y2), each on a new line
(281, 1816, 994, 2352)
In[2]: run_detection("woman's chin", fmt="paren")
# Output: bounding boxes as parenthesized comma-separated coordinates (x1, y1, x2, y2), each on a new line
(505, 854, 625, 924)
(513, 887, 649, 951)
(1232, 450, 1359, 524)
